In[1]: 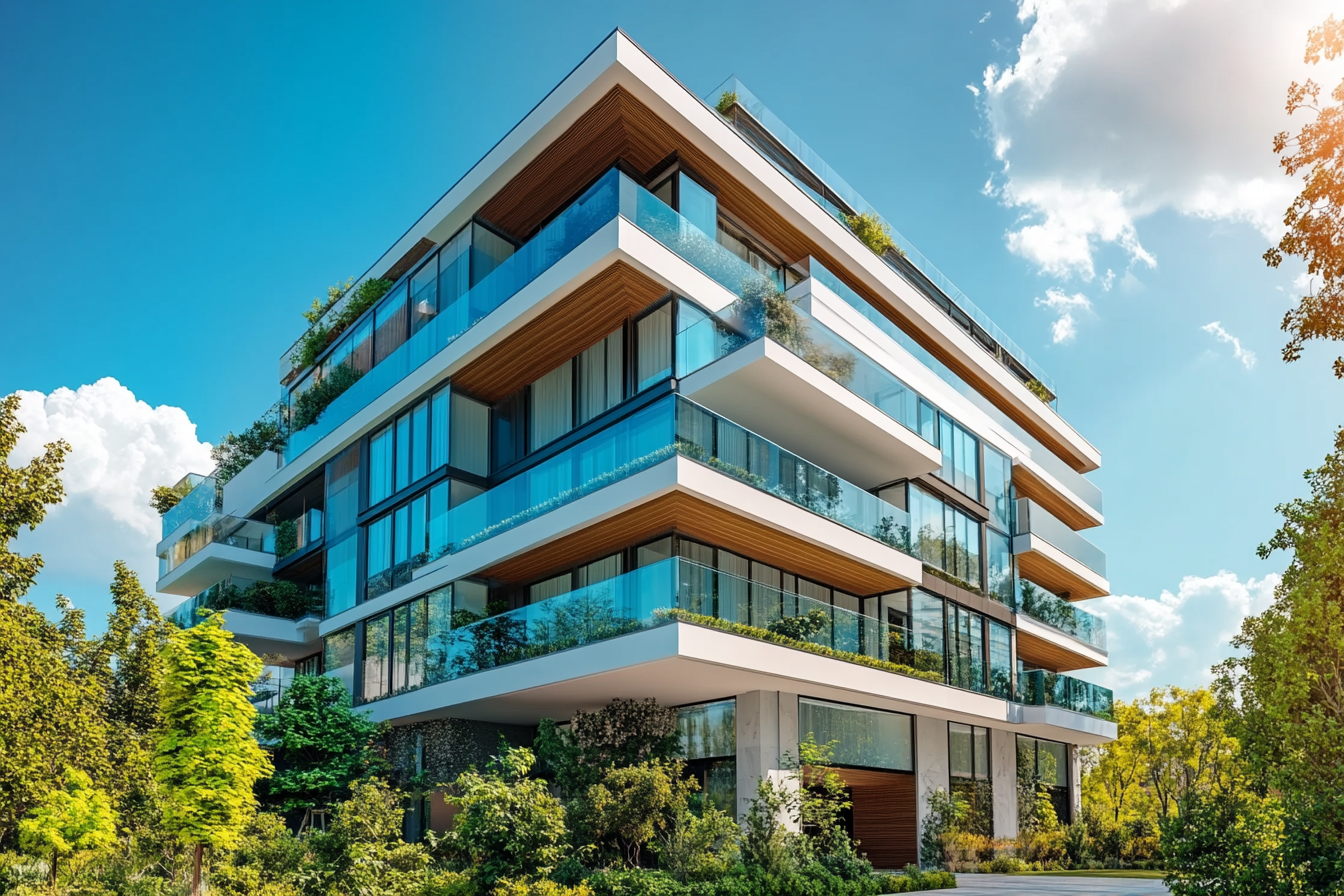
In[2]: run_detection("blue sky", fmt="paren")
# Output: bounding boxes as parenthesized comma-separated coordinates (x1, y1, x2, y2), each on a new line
(0, 0, 1336, 697)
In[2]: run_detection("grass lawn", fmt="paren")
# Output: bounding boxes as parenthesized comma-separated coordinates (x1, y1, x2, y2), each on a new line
(1011, 869, 1166, 880)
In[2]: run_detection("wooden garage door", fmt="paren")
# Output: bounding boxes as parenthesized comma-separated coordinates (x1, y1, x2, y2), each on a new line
(841, 768, 918, 869)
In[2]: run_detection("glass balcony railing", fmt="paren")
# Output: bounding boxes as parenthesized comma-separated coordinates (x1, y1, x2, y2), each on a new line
(161, 476, 219, 537)
(1016, 580, 1107, 651)
(158, 517, 275, 578)
(365, 394, 913, 597)
(808, 258, 1102, 515)
(358, 556, 895, 704)
(283, 168, 624, 464)
(1017, 669, 1114, 719)
(675, 288, 936, 446)
(1015, 498, 1106, 578)
(707, 76, 1057, 405)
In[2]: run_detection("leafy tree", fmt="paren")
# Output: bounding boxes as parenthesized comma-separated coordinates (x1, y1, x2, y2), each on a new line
(796, 736, 853, 858)
(1162, 792, 1310, 896)
(155, 611, 273, 895)
(0, 392, 69, 602)
(740, 775, 798, 876)
(535, 698, 682, 796)
(1265, 15, 1344, 378)
(311, 779, 429, 896)
(205, 812, 307, 896)
(655, 803, 739, 882)
(18, 768, 118, 886)
(1081, 699, 1147, 829)
(0, 599, 109, 844)
(255, 674, 387, 813)
(211, 415, 288, 486)
(1133, 686, 1241, 819)
(584, 760, 698, 867)
(438, 745, 568, 887)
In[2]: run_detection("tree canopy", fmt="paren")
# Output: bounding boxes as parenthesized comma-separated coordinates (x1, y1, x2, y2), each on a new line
(0, 393, 69, 603)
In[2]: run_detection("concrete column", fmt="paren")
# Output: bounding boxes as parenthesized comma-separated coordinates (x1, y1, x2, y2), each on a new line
(914, 715, 950, 849)
(735, 690, 798, 828)
(991, 727, 1018, 839)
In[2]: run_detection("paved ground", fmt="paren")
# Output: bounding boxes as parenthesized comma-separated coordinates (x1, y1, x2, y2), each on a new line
(951, 873, 1168, 895)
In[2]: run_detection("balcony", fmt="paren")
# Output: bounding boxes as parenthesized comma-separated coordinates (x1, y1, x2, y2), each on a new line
(1017, 581, 1106, 651)
(1012, 498, 1108, 599)
(1014, 581, 1108, 672)
(275, 507, 324, 562)
(1016, 669, 1114, 720)
(157, 516, 275, 596)
(364, 393, 917, 599)
(161, 475, 218, 537)
(356, 555, 916, 706)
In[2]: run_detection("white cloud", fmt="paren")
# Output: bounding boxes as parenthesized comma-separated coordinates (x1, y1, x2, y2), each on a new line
(1202, 321, 1258, 369)
(981, 0, 1338, 279)
(966, 84, 981, 97)
(10, 378, 213, 613)
(1033, 287, 1092, 342)
(980, 10, 992, 24)
(1077, 571, 1280, 698)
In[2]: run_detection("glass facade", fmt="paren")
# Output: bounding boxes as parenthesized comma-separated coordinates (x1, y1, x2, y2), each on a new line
(938, 414, 979, 499)
(1017, 734, 1071, 825)
(797, 698, 913, 772)
(677, 698, 736, 815)
(908, 484, 980, 589)
(950, 722, 994, 837)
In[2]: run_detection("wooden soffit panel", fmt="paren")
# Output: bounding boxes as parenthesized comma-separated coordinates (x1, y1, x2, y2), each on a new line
(1016, 552, 1106, 602)
(478, 491, 905, 596)
(1012, 463, 1098, 532)
(1016, 627, 1099, 674)
(451, 262, 667, 402)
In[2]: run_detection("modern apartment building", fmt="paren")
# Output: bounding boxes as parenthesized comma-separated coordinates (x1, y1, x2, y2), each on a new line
(156, 31, 1115, 867)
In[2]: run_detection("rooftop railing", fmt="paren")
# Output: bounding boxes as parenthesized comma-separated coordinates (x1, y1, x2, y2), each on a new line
(161, 476, 220, 538)
(708, 76, 1057, 405)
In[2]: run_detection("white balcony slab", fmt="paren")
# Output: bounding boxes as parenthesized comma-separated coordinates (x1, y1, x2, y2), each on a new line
(679, 338, 942, 490)
(360, 622, 1115, 745)
(1013, 533, 1109, 600)
(223, 610, 321, 661)
(1014, 613, 1108, 671)
(156, 543, 275, 597)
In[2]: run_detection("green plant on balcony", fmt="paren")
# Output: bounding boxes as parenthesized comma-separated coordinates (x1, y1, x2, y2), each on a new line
(766, 608, 829, 641)
(149, 481, 194, 515)
(290, 362, 363, 432)
(843, 211, 905, 259)
(211, 579, 319, 619)
(1025, 378, 1054, 404)
(294, 277, 394, 372)
(272, 517, 298, 560)
(731, 279, 857, 386)
(715, 90, 738, 115)
(211, 409, 289, 487)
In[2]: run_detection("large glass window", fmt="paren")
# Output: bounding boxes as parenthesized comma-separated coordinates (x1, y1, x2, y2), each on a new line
(374, 288, 408, 366)
(324, 627, 355, 695)
(678, 698, 736, 816)
(530, 362, 573, 451)
(365, 479, 465, 600)
(326, 442, 361, 538)
(439, 227, 471, 311)
(636, 304, 673, 391)
(986, 529, 1014, 606)
(884, 589, 946, 679)
(909, 484, 982, 589)
(1017, 735, 1071, 825)
(577, 329, 625, 425)
(470, 222, 514, 286)
(450, 392, 490, 476)
(984, 445, 1013, 534)
(369, 425, 394, 506)
(362, 614, 390, 702)
(988, 620, 1013, 699)
(947, 603, 986, 692)
(938, 414, 980, 499)
(798, 698, 913, 772)
(325, 533, 358, 616)
(950, 722, 993, 836)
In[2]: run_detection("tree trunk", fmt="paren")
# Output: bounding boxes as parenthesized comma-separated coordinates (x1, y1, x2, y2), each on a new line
(49, 850, 58, 887)
(192, 843, 203, 896)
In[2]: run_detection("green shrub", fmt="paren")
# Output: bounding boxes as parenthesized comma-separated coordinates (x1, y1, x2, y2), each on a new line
(976, 855, 1028, 873)
(295, 278, 394, 372)
(206, 813, 307, 896)
(494, 878, 592, 896)
(765, 609, 828, 642)
(843, 212, 900, 258)
(715, 92, 738, 115)
(291, 362, 364, 431)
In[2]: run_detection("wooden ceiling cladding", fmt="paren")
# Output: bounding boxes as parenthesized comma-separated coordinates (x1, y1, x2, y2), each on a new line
(450, 262, 667, 402)
(474, 86, 1090, 472)
(1016, 626, 1099, 673)
(477, 491, 909, 596)
(1016, 552, 1107, 601)
(1011, 463, 1098, 532)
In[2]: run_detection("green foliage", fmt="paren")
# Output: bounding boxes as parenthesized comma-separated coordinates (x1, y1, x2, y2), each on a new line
(438, 745, 569, 887)
(654, 805, 740, 883)
(0, 599, 109, 845)
(18, 768, 117, 885)
(918, 789, 966, 870)
(0, 393, 69, 602)
(255, 674, 387, 813)
(535, 699, 682, 797)
(842, 212, 901, 259)
(198, 812, 306, 896)
(662, 609, 942, 682)
(1162, 792, 1311, 896)
(149, 481, 194, 516)
(740, 776, 798, 877)
(1024, 378, 1054, 403)
(155, 610, 272, 890)
(1264, 16, 1344, 378)
(796, 736, 854, 859)
(291, 362, 364, 432)
(765, 609, 828, 642)
(207, 578, 319, 620)
(584, 761, 698, 867)
(496, 878, 593, 896)
(312, 778, 430, 896)
(211, 414, 288, 486)
(715, 92, 738, 115)
(295, 278, 394, 372)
